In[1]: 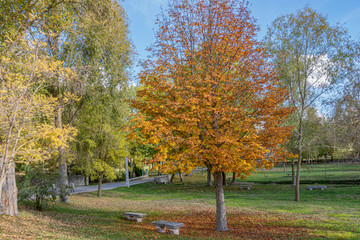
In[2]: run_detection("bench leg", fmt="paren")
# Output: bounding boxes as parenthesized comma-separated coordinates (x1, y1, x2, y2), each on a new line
(125, 215, 133, 220)
(135, 217, 143, 222)
(169, 228, 180, 235)
(156, 226, 166, 233)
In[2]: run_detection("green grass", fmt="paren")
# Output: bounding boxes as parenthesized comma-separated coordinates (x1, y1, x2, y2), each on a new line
(1, 163, 359, 239)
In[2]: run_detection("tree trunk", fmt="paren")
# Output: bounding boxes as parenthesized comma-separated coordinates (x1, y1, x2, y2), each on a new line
(170, 173, 175, 184)
(222, 172, 226, 185)
(231, 172, 236, 184)
(97, 174, 103, 197)
(0, 163, 18, 216)
(179, 171, 183, 182)
(291, 158, 296, 186)
(295, 114, 303, 202)
(213, 171, 228, 231)
(207, 169, 212, 186)
(295, 156, 301, 201)
(56, 104, 69, 203)
(58, 147, 69, 203)
(85, 176, 89, 186)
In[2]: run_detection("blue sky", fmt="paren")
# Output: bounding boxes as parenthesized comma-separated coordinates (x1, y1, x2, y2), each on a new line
(122, 0, 360, 75)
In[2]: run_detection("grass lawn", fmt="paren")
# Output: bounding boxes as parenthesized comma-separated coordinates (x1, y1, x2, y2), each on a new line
(1, 163, 359, 239)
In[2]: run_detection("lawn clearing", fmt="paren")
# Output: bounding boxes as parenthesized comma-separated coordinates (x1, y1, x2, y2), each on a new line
(1, 163, 359, 239)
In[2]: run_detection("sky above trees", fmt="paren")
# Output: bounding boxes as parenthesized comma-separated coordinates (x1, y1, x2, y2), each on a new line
(123, 0, 360, 76)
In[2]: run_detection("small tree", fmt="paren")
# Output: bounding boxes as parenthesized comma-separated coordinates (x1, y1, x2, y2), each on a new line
(131, 0, 293, 231)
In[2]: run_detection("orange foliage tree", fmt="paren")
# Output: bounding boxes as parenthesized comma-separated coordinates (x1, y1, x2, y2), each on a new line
(130, 0, 293, 231)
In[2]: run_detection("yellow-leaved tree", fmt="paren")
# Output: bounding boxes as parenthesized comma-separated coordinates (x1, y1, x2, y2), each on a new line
(0, 36, 76, 216)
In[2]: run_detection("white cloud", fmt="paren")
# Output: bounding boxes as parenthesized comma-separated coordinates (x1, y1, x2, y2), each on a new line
(306, 55, 331, 88)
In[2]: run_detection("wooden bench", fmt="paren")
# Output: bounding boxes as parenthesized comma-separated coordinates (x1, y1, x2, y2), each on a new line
(152, 220, 184, 235)
(239, 185, 252, 190)
(124, 212, 146, 222)
(306, 186, 327, 190)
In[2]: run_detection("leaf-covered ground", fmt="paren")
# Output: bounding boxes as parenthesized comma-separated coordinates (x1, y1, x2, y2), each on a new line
(1, 164, 359, 239)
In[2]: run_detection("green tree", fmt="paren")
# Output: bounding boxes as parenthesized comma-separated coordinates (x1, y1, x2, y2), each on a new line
(265, 6, 358, 201)
(74, 88, 129, 197)
(36, 0, 133, 202)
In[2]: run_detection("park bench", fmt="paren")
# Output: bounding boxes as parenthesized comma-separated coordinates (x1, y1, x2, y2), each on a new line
(306, 186, 327, 190)
(152, 220, 184, 235)
(239, 185, 252, 190)
(124, 212, 146, 222)
(286, 173, 291, 176)
(154, 175, 169, 184)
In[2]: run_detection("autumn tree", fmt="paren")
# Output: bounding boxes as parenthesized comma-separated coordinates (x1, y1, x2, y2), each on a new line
(131, 0, 293, 231)
(265, 7, 359, 201)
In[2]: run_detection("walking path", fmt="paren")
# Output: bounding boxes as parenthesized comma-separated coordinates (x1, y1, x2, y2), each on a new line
(72, 177, 155, 194)
(71, 168, 207, 194)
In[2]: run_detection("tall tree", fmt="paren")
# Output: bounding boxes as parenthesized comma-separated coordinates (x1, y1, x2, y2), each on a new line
(38, 0, 133, 202)
(68, 0, 133, 197)
(265, 7, 359, 201)
(131, 0, 293, 231)
(0, 0, 77, 216)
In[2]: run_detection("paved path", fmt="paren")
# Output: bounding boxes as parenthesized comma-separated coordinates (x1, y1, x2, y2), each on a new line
(72, 177, 155, 194)
(71, 168, 207, 195)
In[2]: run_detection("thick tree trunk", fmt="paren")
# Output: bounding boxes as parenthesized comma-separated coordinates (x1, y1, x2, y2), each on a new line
(0, 163, 18, 216)
(207, 169, 212, 186)
(97, 174, 103, 197)
(58, 147, 69, 203)
(213, 171, 228, 231)
(231, 172, 236, 184)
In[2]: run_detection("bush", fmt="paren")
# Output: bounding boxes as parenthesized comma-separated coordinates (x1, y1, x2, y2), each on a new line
(18, 164, 71, 210)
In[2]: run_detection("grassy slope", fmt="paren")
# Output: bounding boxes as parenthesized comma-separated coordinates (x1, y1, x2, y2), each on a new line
(0, 164, 359, 239)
